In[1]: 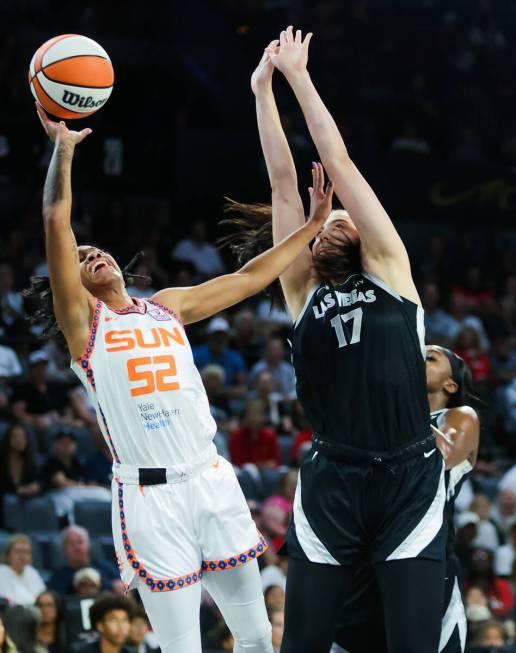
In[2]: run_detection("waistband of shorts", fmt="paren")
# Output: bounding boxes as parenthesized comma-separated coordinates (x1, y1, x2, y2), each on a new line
(312, 433, 435, 466)
(112, 444, 218, 485)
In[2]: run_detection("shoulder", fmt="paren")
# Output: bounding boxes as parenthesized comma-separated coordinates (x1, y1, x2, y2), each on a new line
(262, 428, 277, 439)
(446, 405, 479, 425)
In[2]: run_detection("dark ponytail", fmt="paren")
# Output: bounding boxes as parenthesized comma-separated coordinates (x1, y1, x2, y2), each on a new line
(217, 199, 286, 307)
(23, 250, 150, 340)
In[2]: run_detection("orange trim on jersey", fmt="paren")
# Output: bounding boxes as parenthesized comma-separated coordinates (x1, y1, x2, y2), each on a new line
(107, 297, 147, 315)
(117, 482, 203, 592)
(76, 300, 103, 390)
(202, 533, 268, 572)
(147, 299, 183, 327)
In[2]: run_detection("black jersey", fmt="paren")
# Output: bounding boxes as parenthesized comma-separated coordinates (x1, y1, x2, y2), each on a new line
(431, 409, 473, 580)
(292, 272, 430, 452)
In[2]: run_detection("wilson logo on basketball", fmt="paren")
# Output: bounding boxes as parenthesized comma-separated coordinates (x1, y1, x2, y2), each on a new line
(62, 90, 108, 109)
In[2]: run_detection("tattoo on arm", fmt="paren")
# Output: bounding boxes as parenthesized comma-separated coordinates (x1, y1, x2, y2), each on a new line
(43, 142, 74, 210)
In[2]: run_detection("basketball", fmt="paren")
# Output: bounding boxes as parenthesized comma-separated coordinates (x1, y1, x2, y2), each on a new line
(28, 34, 114, 120)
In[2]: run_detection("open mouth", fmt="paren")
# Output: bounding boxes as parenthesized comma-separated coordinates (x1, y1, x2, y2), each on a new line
(92, 260, 110, 275)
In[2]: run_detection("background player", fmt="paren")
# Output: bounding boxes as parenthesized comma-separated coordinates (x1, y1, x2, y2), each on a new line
(34, 102, 333, 653)
(334, 346, 480, 653)
(239, 29, 448, 653)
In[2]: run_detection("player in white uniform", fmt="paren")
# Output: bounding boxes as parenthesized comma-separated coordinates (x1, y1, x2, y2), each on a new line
(34, 102, 334, 653)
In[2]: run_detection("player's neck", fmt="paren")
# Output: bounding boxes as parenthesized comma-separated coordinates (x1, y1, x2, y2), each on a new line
(98, 286, 134, 309)
(427, 391, 447, 413)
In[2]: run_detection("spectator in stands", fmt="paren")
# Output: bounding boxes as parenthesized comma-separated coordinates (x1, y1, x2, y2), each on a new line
(0, 612, 18, 653)
(0, 534, 45, 605)
(490, 335, 516, 385)
(451, 265, 495, 313)
(260, 470, 297, 550)
(0, 262, 25, 341)
(41, 431, 111, 522)
(264, 585, 285, 612)
(208, 621, 234, 653)
(35, 590, 65, 653)
(10, 351, 73, 434)
(200, 365, 231, 458)
(495, 519, 516, 577)
(464, 547, 514, 618)
(126, 606, 158, 653)
(470, 494, 500, 552)
(250, 337, 296, 399)
(473, 621, 508, 647)
(256, 298, 292, 332)
(291, 400, 313, 465)
(269, 607, 284, 653)
(3, 605, 45, 653)
(499, 378, 516, 446)
(232, 308, 266, 369)
(0, 422, 40, 499)
(420, 282, 456, 345)
(229, 399, 280, 468)
(491, 487, 516, 540)
(83, 432, 113, 489)
(250, 369, 290, 433)
(447, 295, 490, 349)
(193, 317, 247, 398)
(453, 326, 491, 389)
(124, 262, 156, 298)
(260, 548, 287, 594)
(171, 219, 225, 279)
(455, 511, 480, 571)
(201, 364, 231, 415)
(48, 526, 120, 595)
(73, 568, 102, 597)
(464, 585, 492, 632)
(78, 594, 133, 653)
(0, 343, 22, 379)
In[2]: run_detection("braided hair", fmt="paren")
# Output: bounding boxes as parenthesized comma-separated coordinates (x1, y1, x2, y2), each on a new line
(217, 199, 284, 306)
(23, 250, 150, 340)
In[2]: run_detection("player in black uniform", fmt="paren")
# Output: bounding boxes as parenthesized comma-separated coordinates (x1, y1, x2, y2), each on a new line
(334, 345, 480, 653)
(244, 29, 451, 653)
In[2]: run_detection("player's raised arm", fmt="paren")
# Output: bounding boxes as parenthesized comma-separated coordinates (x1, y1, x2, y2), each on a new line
(37, 104, 93, 357)
(434, 406, 479, 470)
(153, 163, 332, 324)
(271, 26, 419, 304)
(252, 42, 312, 317)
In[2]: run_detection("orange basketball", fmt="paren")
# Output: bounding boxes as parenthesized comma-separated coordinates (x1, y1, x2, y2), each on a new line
(28, 34, 114, 119)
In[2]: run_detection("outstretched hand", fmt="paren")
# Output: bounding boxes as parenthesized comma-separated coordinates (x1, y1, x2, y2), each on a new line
(269, 26, 312, 78)
(307, 162, 333, 229)
(251, 40, 279, 95)
(36, 103, 92, 146)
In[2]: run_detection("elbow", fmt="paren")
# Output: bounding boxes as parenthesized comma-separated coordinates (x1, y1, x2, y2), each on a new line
(270, 186, 300, 207)
(234, 270, 260, 299)
(270, 175, 297, 196)
(43, 210, 68, 229)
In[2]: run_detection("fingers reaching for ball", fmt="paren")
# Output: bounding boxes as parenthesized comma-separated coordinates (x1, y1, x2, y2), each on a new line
(35, 101, 92, 145)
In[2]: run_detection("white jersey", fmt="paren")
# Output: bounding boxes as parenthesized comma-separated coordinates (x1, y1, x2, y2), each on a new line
(71, 297, 217, 466)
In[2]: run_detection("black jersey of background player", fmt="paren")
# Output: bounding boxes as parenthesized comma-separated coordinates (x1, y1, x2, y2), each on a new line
(431, 409, 473, 589)
(292, 272, 430, 451)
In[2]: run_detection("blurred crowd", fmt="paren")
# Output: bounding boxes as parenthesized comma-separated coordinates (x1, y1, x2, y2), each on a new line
(1, 0, 516, 652)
